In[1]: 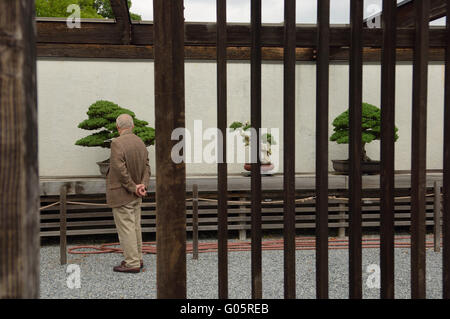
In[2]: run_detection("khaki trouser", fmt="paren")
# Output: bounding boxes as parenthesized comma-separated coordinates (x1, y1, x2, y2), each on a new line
(112, 197, 143, 268)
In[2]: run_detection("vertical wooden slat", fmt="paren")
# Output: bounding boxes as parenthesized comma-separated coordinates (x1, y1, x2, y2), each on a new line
(217, 0, 229, 299)
(443, 0, 450, 300)
(109, 0, 132, 44)
(348, 0, 364, 300)
(411, 0, 429, 300)
(192, 184, 199, 260)
(250, 0, 263, 299)
(380, 0, 397, 300)
(283, 0, 296, 300)
(316, 0, 330, 300)
(338, 203, 347, 238)
(154, 0, 187, 299)
(239, 198, 247, 240)
(60, 186, 67, 265)
(0, 0, 39, 299)
(434, 182, 441, 253)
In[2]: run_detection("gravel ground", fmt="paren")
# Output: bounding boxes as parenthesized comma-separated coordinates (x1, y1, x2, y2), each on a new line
(39, 237, 443, 299)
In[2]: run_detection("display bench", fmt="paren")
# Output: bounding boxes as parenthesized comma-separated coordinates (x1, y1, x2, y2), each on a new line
(39, 173, 444, 240)
(39, 172, 443, 196)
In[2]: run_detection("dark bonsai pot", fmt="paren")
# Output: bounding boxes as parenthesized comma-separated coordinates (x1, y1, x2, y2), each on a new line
(96, 159, 110, 177)
(332, 159, 381, 175)
(244, 163, 274, 173)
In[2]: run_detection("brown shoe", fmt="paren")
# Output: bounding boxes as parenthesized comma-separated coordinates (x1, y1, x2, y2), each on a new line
(121, 260, 144, 269)
(113, 264, 140, 273)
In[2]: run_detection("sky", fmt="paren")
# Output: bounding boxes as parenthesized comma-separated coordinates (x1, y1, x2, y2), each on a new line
(129, 0, 445, 25)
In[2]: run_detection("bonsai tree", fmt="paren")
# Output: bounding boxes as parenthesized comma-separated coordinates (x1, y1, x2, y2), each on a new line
(330, 102, 399, 162)
(75, 100, 155, 149)
(229, 120, 276, 164)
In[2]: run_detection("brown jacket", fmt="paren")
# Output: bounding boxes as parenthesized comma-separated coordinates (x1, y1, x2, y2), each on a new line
(106, 130, 151, 208)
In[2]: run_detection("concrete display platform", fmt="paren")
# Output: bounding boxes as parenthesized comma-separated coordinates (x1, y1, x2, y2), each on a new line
(39, 172, 443, 196)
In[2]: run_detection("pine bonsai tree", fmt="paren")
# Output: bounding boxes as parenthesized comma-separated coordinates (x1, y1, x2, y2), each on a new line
(75, 100, 155, 148)
(330, 102, 399, 162)
(229, 120, 276, 164)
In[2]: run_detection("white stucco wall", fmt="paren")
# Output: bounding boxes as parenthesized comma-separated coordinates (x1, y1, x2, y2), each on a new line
(37, 58, 445, 177)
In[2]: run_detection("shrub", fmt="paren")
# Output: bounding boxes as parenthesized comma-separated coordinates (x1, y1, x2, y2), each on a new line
(75, 100, 155, 148)
(330, 102, 399, 161)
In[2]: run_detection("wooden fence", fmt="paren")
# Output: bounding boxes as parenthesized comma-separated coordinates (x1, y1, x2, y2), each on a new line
(40, 187, 440, 239)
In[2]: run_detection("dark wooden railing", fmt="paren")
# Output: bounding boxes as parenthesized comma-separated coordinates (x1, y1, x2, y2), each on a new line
(150, 0, 450, 299)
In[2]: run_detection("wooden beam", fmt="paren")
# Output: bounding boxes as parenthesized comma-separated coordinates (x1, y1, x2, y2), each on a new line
(37, 19, 122, 44)
(397, 0, 446, 27)
(366, 0, 447, 28)
(109, 0, 132, 44)
(0, 0, 40, 298)
(36, 19, 449, 48)
(36, 43, 447, 61)
(428, 0, 447, 21)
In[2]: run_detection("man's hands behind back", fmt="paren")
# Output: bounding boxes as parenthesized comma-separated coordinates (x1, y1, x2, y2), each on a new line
(135, 184, 147, 197)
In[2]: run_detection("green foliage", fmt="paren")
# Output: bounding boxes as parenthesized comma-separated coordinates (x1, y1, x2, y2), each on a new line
(229, 121, 243, 130)
(75, 130, 113, 147)
(75, 100, 155, 148)
(35, 0, 103, 18)
(35, 0, 142, 20)
(229, 121, 276, 146)
(229, 121, 252, 131)
(93, 0, 142, 20)
(261, 133, 276, 146)
(129, 12, 143, 21)
(330, 102, 399, 145)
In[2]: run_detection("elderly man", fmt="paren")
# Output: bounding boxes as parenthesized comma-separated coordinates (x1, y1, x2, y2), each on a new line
(106, 113, 150, 273)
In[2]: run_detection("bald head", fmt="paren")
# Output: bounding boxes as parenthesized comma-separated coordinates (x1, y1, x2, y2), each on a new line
(116, 114, 134, 132)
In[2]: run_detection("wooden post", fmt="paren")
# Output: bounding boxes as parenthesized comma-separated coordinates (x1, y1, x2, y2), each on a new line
(217, 0, 229, 299)
(239, 197, 247, 241)
(434, 181, 441, 252)
(283, 0, 297, 300)
(109, 0, 132, 45)
(60, 186, 68, 265)
(380, 0, 397, 300)
(443, 0, 450, 298)
(250, 0, 263, 300)
(411, 0, 430, 299)
(338, 203, 347, 238)
(192, 184, 199, 260)
(0, 1, 39, 298)
(348, 0, 364, 299)
(315, 0, 330, 299)
(154, 0, 186, 299)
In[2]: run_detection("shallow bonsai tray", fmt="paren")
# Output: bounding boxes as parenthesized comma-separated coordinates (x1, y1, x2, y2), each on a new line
(332, 159, 381, 175)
